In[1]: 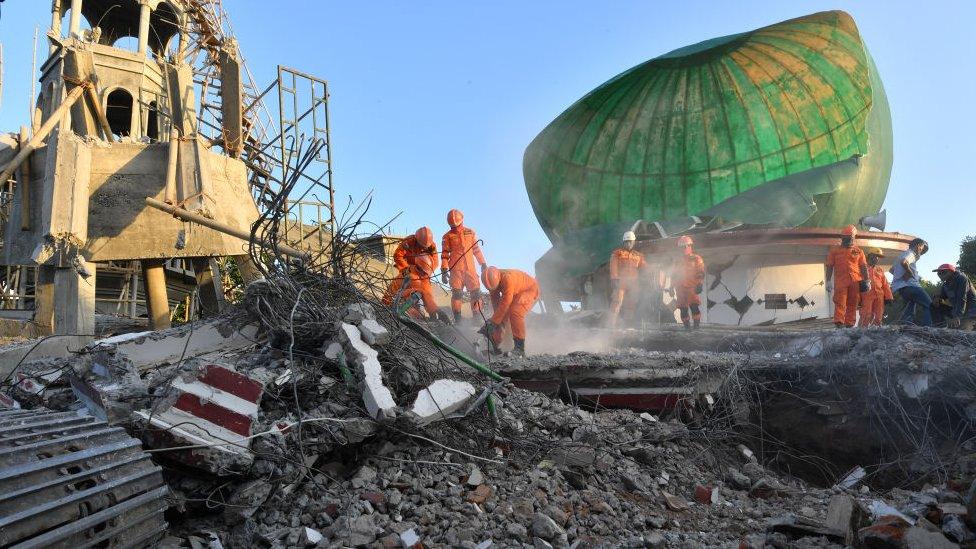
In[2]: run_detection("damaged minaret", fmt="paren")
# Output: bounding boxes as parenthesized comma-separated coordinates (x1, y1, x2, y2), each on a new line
(0, 0, 259, 342)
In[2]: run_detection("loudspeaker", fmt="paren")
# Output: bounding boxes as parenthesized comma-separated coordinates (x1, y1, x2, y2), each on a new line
(859, 209, 886, 231)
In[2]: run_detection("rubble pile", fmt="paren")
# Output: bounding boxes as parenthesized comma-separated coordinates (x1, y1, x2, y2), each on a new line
(5, 290, 976, 547)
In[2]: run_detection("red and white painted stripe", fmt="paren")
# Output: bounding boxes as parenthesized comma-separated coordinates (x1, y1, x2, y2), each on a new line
(135, 363, 264, 473)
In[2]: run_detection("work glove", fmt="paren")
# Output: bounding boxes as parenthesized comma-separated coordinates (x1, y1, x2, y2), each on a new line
(440, 268, 449, 285)
(478, 321, 499, 337)
(399, 267, 410, 277)
(695, 284, 703, 294)
(884, 299, 893, 305)
(949, 317, 962, 329)
(859, 280, 871, 293)
(825, 281, 833, 293)
(479, 263, 487, 273)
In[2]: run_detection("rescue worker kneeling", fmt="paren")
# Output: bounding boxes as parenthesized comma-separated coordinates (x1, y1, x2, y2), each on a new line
(393, 226, 438, 276)
(480, 266, 539, 357)
(608, 231, 646, 327)
(382, 254, 451, 322)
(668, 236, 705, 330)
(857, 248, 893, 327)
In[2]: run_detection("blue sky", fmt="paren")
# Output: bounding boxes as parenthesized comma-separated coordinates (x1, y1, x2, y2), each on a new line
(1, 1, 974, 277)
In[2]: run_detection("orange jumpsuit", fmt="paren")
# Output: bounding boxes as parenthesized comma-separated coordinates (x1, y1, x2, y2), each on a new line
(441, 226, 487, 314)
(382, 270, 439, 319)
(393, 235, 438, 274)
(825, 245, 867, 327)
(674, 253, 705, 322)
(609, 248, 646, 320)
(858, 265, 893, 327)
(488, 269, 539, 344)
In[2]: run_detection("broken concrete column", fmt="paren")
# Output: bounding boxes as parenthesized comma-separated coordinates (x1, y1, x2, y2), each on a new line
(337, 322, 396, 420)
(410, 379, 477, 425)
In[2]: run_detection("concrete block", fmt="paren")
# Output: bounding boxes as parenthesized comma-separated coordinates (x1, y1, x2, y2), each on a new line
(358, 319, 391, 346)
(362, 380, 397, 421)
(343, 303, 376, 325)
(410, 379, 477, 425)
(323, 342, 343, 360)
(337, 322, 378, 365)
(337, 322, 397, 420)
(134, 363, 264, 474)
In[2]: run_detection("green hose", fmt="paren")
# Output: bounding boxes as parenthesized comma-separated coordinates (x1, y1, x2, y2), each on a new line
(396, 294, 502, 416)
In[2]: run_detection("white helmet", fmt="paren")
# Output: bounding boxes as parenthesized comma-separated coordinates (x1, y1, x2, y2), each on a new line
(622, 231, 636, 242)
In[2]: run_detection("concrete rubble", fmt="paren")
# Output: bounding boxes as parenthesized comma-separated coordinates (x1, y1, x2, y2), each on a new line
(4, 300, 976, 547)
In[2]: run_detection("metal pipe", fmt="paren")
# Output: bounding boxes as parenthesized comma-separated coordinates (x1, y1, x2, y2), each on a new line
(144, 197, 309, 260)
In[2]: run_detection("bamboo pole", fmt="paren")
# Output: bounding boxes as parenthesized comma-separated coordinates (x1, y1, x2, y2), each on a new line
(144, 197, 309, 260)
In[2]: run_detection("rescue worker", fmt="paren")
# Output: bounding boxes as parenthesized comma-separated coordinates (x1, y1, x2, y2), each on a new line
(825, 225, 870, 328)
(481, 266, 539, 357)
(669, 235, 705, 330)
(393, 226, 438, 276)
(382, 254, 450, 322)
(440, 209, 488, 322)
(931, 264, 976, 330)
(857, 248, 893, 327)
(608, 231, 646, 326)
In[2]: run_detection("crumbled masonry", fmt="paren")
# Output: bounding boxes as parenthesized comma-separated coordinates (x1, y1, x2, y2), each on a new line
(5, 295, 976, 547)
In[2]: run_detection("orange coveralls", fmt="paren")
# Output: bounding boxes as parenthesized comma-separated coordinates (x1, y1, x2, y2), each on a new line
(382, 269, 439, 319)
(488, 269, 539, 345)
(674, 253, 705, 322)
(441, 226, 487, 314)
(609, 248, 646, 320)
(825, 245, 867, 327)
(393, 235, 438, 274)
(858, 265, 893, 327)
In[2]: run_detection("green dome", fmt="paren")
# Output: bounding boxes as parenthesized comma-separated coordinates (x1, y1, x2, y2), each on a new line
(524, 10, 892, 243)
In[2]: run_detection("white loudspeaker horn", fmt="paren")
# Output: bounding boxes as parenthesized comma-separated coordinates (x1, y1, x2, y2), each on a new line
(859, 209, 886, 231)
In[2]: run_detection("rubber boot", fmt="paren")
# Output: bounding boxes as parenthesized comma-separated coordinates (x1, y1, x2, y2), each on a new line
(513, 338, 525, 357)
(453, 311, 462, 324)
(693, 318, 701, 330)
(682, 318, 691, 331)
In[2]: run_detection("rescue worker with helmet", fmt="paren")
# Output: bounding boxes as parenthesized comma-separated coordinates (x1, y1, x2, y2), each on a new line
(441, 209, 488, 322)
(668, 235, 705, 330)
(480, 266, 539, 356)
(825, 225, 870, 328)
(931, 263, 976, 330)
(857, 248, 893, 327)
(608, 231, 647, 326)
(393, 226, 438, 276)
(382, 253, 450, 322)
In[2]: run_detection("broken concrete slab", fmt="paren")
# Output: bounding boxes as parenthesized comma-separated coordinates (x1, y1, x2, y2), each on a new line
(358, 319, 390, 346)
(410, 379, 476, 425)
(343, 303, 376, 325)
(336, 322, 397, 420)
(87, 320, 259, 372)
(134, 363, 264, 474)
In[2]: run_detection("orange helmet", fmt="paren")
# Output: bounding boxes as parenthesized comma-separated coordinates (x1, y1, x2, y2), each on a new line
(447, 209, 464, 228)
(482, 266, 501, 290)
(414, 253, 434, 276)
(414, 226, 434, 248)
(677, 235, 693, 247)
(841, 225, 858, 237)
